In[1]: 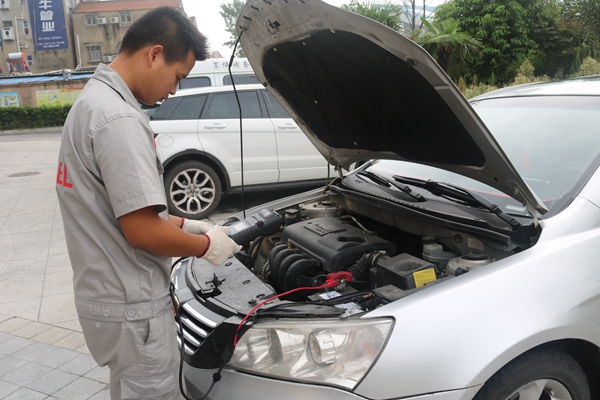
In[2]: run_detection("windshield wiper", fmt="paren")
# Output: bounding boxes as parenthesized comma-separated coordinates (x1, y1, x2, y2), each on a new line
(393, 175, 521, 230)
(356, 170, 425, 202)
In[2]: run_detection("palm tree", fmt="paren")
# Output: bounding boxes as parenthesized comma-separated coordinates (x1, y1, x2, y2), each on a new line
(342, 1, 404, 32)
(416, 18, 482, 78)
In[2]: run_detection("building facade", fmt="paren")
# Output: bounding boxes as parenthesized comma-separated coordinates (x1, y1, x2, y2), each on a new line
(72, 0, 183, 67)
(1, 0, 76, 73)
(0, 0, 186, 74)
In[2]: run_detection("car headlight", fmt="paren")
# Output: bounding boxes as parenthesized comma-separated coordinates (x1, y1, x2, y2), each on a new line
(229, 317, 393, 390)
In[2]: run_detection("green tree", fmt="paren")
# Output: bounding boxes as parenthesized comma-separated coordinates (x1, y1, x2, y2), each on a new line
(219, 0, 246, 58)
(558, 0, 600, 74)
(416, 18, 482, 79)
(435, 0, 565, 83)
(341, 1, 404, 32)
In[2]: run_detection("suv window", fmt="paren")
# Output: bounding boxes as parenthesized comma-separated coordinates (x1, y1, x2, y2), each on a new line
(170, 95, 208, 120)
(179, 77, 211, 89)
(263, 91, 291, 118)
(151, 98, 181, 120)
(223, 74, 260, 86)
(203, 91, 263, 119)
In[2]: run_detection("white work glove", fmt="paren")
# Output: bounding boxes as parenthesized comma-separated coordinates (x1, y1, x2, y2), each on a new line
(181, 218, 215, 234)
(199, 227, 242, 266)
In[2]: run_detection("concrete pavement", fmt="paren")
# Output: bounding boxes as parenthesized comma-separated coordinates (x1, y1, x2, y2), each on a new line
(0, 131, 238, 399)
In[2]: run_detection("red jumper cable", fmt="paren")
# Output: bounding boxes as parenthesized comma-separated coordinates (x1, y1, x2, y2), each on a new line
(232, 271, 353, 346)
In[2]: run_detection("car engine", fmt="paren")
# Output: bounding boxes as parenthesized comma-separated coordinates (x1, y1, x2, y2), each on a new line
(232, 187, 512, 311)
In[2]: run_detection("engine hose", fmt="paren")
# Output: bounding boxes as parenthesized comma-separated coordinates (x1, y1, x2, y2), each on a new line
(345, 251, 383, 282)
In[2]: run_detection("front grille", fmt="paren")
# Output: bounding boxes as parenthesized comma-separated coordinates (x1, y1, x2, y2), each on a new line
(174, 299, 225, 356)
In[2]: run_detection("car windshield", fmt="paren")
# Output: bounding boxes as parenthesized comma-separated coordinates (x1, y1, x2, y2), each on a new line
(365, 95, 600, 217)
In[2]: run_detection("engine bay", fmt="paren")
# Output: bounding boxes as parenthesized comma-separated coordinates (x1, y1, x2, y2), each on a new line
(217, 180, 532, 312)
(171, 176, 539, 369)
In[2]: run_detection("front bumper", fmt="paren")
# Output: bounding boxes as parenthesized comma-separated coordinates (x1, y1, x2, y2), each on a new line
(182, 364, 482, 400)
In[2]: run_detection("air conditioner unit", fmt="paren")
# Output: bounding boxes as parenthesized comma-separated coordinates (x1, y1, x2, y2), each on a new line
(97, 17, 107, 24)
(0, 0, 10, 10)
(109, 17, 119, 24)
(103, 55, 112, 62)
(2, 28, 14, 40)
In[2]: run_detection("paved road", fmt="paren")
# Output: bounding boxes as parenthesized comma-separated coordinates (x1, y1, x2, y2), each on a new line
(0, 131, 309, 399)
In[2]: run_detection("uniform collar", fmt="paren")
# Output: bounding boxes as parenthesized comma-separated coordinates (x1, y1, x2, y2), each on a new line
(92, 64, 145, 113)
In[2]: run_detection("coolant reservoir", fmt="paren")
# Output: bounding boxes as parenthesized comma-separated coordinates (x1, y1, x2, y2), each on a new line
(422, 237, 456, 271)
(422, 237, 443, 258)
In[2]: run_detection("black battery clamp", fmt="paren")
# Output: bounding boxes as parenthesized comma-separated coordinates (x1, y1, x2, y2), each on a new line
(229, 208, 284, 244)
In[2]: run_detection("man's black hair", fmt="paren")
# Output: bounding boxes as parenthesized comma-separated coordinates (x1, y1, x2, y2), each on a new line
(120, 6, 208, 64)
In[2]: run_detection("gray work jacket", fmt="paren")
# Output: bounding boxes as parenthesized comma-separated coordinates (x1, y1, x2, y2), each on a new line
(56, 64, 171, 322)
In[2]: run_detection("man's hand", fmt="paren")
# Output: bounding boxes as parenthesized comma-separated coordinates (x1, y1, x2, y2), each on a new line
(200, 227, 242, 265)
(181, 218, 214, 234)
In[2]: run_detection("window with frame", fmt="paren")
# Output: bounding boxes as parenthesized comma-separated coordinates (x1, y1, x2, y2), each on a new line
(222, 74, 259, 86)
(86, 45, 102, 62)
(170, 95, 208, 120)
(179, 77, 211, 89)
(120, 12, 132, 23)
(151, 98, 181, 120)
(85, 14, 97, 25)
(23, 20, 29, 35)
(203, 91, 263, 119)
(20, 0, 26, 4)
(26, 55, 33, 67)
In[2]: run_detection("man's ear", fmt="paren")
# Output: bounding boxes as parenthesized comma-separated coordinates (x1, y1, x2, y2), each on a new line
(147, 45, 165, 65)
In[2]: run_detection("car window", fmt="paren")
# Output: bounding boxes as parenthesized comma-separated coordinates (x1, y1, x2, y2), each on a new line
(368, 96, 600, 217)
(263, 91, 291, 118)
(151, 98, 181, 120)
(179, 76, 211, 89)
(474, 96, 600, 206)
(170, 95, 208, 120)
(202, 91, 263, 119)
(223, 74, 260, 85)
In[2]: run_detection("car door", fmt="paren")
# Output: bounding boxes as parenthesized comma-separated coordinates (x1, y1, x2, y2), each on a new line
(198, 90, 278, 187)
(262, 90, 329, 182)
(151, 95, 208, 162)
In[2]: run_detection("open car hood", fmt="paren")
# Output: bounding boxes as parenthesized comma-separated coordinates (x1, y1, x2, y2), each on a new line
(236, 0, 547, 215)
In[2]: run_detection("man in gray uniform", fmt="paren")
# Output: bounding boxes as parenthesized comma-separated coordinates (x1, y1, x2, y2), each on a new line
(56, 7, 240, 399)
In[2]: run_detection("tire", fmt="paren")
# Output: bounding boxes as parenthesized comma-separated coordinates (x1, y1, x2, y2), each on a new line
(164, 160, 222, 219)
(474, 348, 590, 400)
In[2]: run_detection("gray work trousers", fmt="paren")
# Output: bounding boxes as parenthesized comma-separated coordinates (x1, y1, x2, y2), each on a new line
(79, 308, 184, 399)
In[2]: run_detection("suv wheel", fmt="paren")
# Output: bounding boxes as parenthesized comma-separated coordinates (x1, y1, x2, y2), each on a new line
(164, 161, 222, 219)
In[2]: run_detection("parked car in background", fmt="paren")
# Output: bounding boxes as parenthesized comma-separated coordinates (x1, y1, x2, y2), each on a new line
(178, 57, 258, 89)
(168, 1, 600, 400)
(150, 84, 330, 218)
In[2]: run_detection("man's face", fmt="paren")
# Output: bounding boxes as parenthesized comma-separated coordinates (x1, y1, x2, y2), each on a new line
(140, 49, 196, 105)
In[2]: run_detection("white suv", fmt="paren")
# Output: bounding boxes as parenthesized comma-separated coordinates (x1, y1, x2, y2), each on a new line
(150, 84, 330, 219)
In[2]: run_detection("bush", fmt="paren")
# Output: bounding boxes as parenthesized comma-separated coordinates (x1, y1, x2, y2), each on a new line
(0, 105, 71, 131)
(576, 57, 600, 76)
(512, 59, 550, 85)
(457, 77, 497, 99)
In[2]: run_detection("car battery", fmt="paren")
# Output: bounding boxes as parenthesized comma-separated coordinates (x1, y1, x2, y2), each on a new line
(370, 253, 437, 290)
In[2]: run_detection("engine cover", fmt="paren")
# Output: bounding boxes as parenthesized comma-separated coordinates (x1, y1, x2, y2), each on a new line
(280, 217, 396, 272)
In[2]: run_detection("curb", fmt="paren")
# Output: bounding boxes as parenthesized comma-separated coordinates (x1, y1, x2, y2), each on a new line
(0, 126, 63, 136)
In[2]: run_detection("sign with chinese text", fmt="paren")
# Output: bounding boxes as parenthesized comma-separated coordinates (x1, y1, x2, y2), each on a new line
(28, 0, 69, 51)
(36, 89, 82, 106)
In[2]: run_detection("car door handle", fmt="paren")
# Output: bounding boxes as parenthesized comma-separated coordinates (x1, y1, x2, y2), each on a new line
(277, 123, 298, 129)
(204, 124, 226, 129)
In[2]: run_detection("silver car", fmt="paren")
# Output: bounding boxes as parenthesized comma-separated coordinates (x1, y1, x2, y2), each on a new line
(169, 1, 600, 399)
